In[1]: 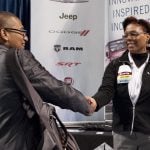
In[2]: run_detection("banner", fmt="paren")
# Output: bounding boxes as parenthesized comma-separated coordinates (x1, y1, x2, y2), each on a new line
(104, 0, 150, 121)
(31, 0, 104, 122)
(105, 0, 150, 64)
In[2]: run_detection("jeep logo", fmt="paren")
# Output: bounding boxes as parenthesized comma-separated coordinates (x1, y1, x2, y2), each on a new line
(59, 13, 77, 21)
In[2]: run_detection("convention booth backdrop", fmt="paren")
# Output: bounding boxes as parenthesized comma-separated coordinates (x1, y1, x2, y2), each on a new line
(1, 0, 150, 124)
(30, 0, 105, 122)
(1, 0, 150, 149)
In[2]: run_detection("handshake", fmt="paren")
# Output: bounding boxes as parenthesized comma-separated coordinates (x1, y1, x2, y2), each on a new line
(85, 96, 97, 115)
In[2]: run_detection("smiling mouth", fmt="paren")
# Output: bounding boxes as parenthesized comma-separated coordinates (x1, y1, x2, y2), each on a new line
(128, 43, 134, 46)
(127, 42, 135, 47)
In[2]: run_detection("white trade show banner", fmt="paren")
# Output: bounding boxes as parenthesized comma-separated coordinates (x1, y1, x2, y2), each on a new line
(31, 0, 104, 122)
(105, 0, 150, 64)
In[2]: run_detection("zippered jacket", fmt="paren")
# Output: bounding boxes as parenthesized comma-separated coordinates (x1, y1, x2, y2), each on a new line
(93, 50, 150, 134)
(0, 45, 93, 150)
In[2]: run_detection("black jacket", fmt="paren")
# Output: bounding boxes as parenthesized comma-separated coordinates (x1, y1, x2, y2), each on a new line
(93, 50, 150, 134)
(0, 45, 93, 150)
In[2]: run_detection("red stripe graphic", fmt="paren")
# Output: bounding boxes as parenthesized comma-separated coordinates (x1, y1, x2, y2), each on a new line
(80, 30, 90, 36)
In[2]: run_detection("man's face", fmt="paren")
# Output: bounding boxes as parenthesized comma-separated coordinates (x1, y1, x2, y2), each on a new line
(123, 23, 149, 54)
(3, 17, 28, 49)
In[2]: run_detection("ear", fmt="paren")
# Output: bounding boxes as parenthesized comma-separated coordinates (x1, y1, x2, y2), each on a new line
(0, 28, 9, 41)
(146, 34, 150, 41)
(146, 34, 150, 49)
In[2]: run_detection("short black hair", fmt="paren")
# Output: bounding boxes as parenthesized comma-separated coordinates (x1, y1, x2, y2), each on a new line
(122, 16, 150, 34)
(0, 11, 19, 28)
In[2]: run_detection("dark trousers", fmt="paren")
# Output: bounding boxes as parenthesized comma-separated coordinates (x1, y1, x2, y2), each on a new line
(113, 132, 150, 150)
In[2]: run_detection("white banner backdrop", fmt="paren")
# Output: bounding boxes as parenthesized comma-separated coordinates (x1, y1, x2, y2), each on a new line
(31, 0, 104, 122)
(105, 0, 150, 64)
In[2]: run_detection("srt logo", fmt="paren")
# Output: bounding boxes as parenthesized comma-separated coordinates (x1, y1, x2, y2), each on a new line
(56, 62, 81, 67)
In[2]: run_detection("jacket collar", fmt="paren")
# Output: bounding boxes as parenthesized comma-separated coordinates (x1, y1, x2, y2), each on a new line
(118, 50, 150, 64)
(0, 44, 9, 52)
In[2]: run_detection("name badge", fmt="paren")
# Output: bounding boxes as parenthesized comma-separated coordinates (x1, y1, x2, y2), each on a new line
(117, 64, 132, 84)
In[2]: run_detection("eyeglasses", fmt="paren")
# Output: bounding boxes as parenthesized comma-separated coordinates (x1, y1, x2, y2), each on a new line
(4, 28, 27, 37)
(122, 31, 146, 39)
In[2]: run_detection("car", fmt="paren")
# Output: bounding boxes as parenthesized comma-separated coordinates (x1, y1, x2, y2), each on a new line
(105, 38, 127, 62)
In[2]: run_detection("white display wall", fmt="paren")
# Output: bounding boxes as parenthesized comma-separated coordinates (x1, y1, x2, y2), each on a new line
(31, 0, 105, 122)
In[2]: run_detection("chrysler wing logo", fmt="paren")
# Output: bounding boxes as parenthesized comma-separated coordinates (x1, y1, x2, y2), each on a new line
(50, 0, 89, 3)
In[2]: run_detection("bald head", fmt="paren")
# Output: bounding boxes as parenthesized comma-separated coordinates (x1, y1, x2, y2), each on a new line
(0, 11, 20, 28)
(0, 11, 28, 49)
